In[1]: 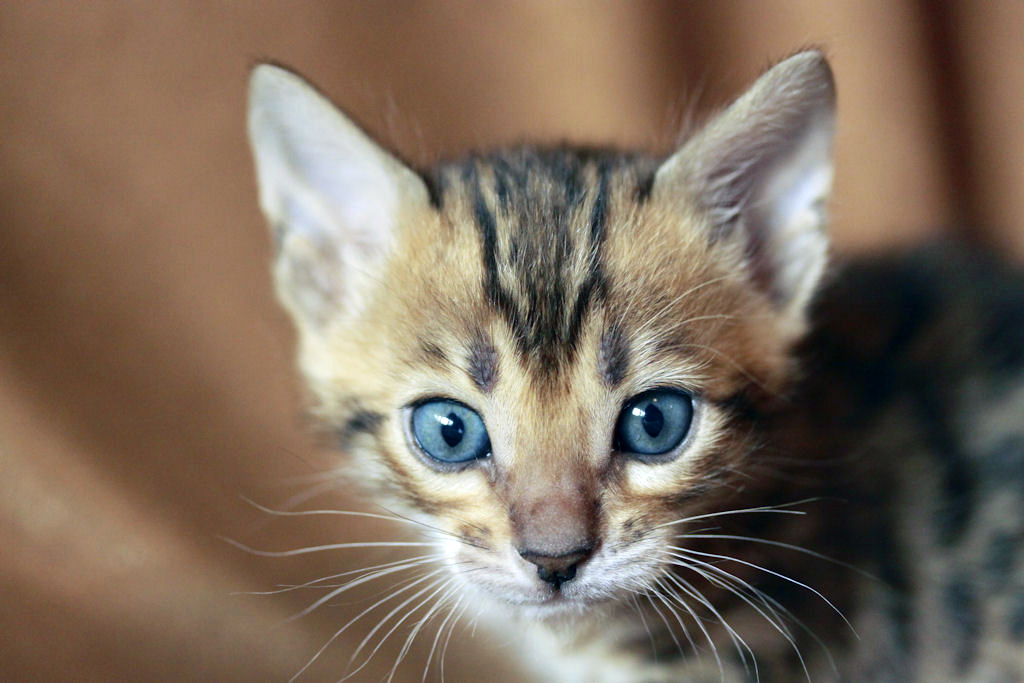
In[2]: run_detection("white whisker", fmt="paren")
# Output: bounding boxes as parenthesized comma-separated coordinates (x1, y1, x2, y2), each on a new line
(651, 579, 701, 658)
(288, 567, 446, 682)
(274, 475, 345, 508)
(655, 499, 818, 530)
(422, 593, 464, 682)
(632, 274, 737, 338)
(221, 536, 435, 557)
(341, 575, 455, 682)
(629, 594, 659, 660)
(677, 342, 778, 397)
(235, 554, 443, 596)
(680, 532, 875, 579)
(241, 496, 487, 549)
(662, 569, 754, 681)
(670, 545, 856, 635)
(644, 583, 693, 661)
(387, 583, 461, 682)
(657, 573, 726, 680)
(286, 561, 445, 624)
(243, 495, 424, 523)
(672, 551, 838, 678)
(440, 599, 470, 683)
(670, 552, 806, 681)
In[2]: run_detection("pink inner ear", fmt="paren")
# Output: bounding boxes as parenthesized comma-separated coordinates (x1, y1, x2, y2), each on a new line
(249, 65, 429, 327)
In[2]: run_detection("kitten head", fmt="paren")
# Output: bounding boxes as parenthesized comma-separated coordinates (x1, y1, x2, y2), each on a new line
(248, 52, 835, 615)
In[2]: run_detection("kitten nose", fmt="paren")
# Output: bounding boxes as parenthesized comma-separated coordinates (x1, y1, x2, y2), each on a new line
(518, 546, 592, 589)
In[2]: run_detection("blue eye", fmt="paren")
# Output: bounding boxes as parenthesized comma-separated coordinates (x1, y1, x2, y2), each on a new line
(614, 389, 694, 458)
(411, 400, 491, 466)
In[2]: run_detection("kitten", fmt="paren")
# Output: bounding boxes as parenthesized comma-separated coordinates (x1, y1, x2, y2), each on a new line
(247, 51, 1024, 681)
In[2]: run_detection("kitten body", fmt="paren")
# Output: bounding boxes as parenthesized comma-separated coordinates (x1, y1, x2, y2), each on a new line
(247, 52, 1024, 681)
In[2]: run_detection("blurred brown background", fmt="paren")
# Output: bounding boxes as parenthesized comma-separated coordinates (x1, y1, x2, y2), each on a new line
(1, 2, 1022, 681)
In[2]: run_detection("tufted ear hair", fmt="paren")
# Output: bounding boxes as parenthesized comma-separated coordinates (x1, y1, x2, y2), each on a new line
(247, 64, 430, 330)
(653, 50, 836, 325)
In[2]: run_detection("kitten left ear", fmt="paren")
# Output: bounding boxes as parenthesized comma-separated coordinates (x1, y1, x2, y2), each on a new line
(247, 64, 430, 329)
(654, 51, 836, 323)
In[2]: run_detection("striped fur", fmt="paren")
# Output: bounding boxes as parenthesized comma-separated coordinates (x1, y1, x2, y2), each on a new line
(248, 52, 1024, 681)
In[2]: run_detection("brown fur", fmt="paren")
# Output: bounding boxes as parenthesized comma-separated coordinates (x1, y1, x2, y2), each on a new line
(248, 52, 1024, 681)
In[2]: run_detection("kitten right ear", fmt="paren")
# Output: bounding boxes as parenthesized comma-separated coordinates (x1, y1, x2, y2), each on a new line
(247, 65, 430, 329)
(654, 51, 836, 329)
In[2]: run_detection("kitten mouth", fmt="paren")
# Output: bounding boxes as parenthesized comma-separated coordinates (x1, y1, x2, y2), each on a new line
(508, 590, 572, 607)
(514, 593, 592, 618)
(509, 585, 605, 613)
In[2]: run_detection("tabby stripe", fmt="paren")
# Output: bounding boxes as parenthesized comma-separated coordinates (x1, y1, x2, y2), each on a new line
(467, 161, 524, 343)
(599, 323, 629, 387)
(338, 408, 384, 449)
(564, 161, 611, 365)
(467, 154, 615, 379)
(466, 328, 499, 393)
(377, 444, 443, 515)
(418, 338, 450, 369)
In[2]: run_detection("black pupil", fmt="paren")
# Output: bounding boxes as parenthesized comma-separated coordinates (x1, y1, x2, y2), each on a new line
(641, 403, 664, 437)
(440, 412, 465, 447)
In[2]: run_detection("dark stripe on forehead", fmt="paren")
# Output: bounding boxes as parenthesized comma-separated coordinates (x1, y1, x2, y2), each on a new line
(465, 160, 525, 348)
(635, 166, 656, 202)
(465, 162, 502, 305)
(419, 166, 444, 209)
(417, 338, 450, 369)
(599, 323, 629, 387)
(466, 329, 499, 392)
(463, 149, 617, 379)
(589, 160, 610, 243)
(565, 160, 611, 369)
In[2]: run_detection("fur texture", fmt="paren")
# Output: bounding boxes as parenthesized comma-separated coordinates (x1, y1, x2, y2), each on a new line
(247, 52, 1024, 681)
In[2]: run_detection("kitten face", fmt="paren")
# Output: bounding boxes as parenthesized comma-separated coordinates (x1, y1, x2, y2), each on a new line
(327, 162, 776, 614)
(248, 53, 835, 616)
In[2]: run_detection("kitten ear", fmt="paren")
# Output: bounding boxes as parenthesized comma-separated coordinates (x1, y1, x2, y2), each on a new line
(654, 51, 836, 322)
(247, 64, 430, 329)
